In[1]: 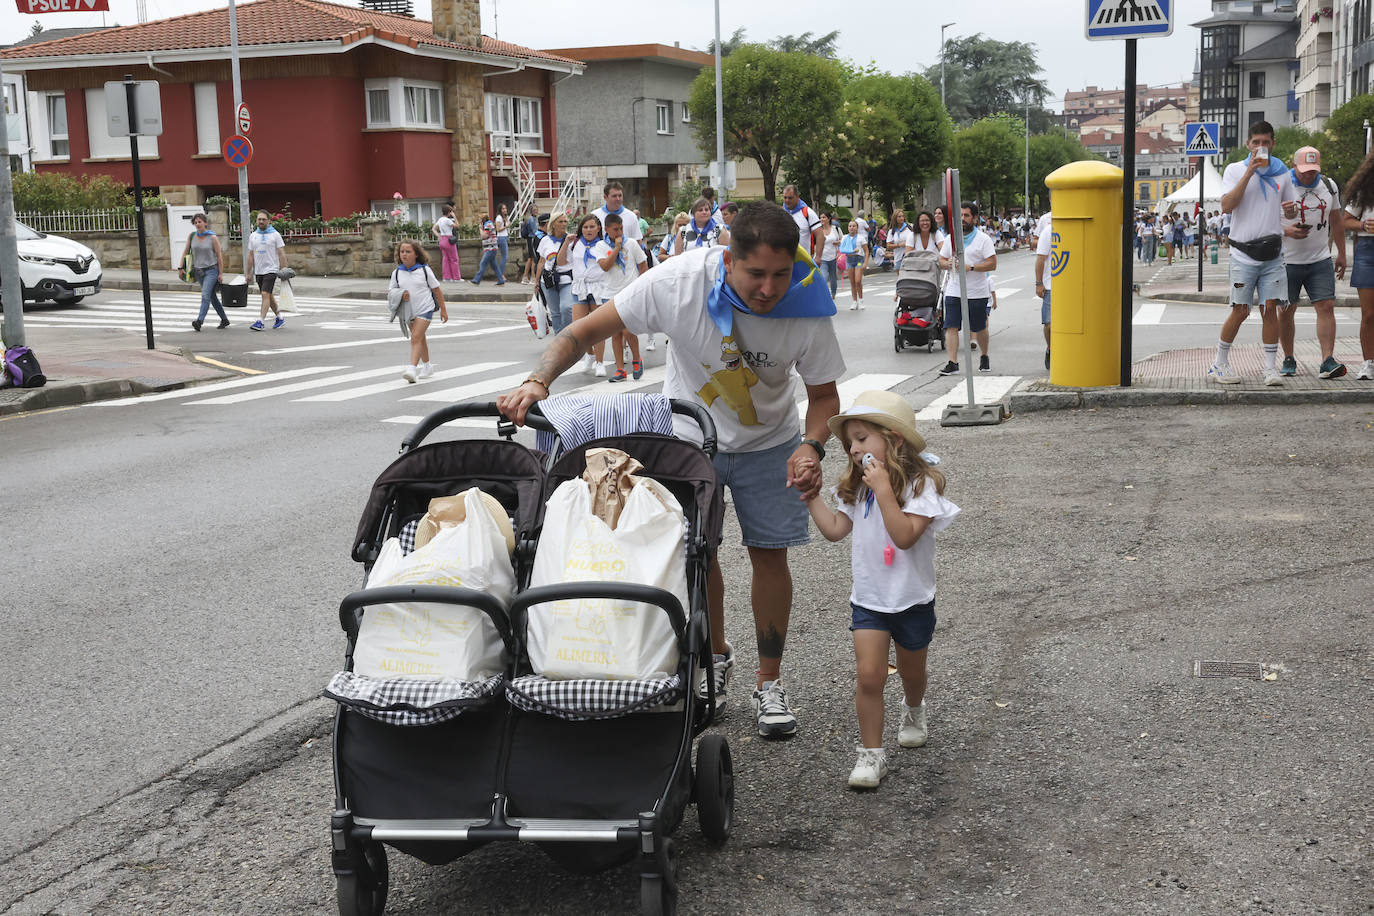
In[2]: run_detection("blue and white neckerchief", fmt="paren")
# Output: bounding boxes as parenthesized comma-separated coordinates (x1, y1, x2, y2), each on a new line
(784, 197, 807, 215)
(578, 236, 601, 269)
(963, 227, 978, 249)
(688, 218, 718, 247)
(1244, 152, 1288, 198)
(1290, 168, 1321, 190)
(602, 204, 624, 217)
(397, 261, 426, 272)
(863, 489, 875, 518)
(705, 248, 836, 336)
(196, 230, 214, 237)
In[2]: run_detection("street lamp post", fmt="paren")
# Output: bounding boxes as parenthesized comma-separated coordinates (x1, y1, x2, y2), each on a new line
(941, 22, 956, 110)
(1024, 90, 1030, 213)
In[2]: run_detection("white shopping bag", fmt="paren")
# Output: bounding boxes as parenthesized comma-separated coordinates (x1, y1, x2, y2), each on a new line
(277, 278, 297, 313)
(525, 292, 550, 339)
(527, 477, 688, 680)
(354, 487, 515, 681)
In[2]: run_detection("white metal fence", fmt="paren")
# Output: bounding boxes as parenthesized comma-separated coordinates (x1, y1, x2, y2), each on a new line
(17, 209, 138, 233)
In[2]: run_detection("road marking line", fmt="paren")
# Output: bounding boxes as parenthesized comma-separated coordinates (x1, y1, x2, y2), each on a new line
(796, 373, 908, 418)
(295, 362, 520, 402)
(194, 355, 263, 374)
(915, 375, 1022, 420)
(246, 322, 530, 355)
(400, 371, 536, 403)
(90, 366, 344, 406)
(189, 365, 411, 404)
(1134, 302, 1166, 324)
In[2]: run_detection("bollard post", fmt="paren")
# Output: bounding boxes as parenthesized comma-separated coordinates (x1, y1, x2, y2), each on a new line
(1045, 160, 1124, 388)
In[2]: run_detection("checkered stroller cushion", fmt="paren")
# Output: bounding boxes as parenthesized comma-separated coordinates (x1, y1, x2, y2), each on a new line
(325, 671, 504, 726)
(398, 517, 420, 554)
(505, 673, 683, 721)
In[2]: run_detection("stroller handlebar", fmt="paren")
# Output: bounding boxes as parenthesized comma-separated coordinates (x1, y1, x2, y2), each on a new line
(338, 585, 516, 650)
(509, 582, 690, 648)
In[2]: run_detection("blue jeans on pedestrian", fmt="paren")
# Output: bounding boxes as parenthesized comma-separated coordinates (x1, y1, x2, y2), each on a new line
(195, 266, 227, 323)
(497, 235, 509, 275)
(557, 283, 575, 330)
(474, 248, 503, 284)
(1134, 236, 1142, 260)
(1143, 240, 1156, 264)
(821, 258, 838, 298)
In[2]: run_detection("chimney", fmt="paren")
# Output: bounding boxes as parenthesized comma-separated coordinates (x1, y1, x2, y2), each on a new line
(431, 0, 480, 46)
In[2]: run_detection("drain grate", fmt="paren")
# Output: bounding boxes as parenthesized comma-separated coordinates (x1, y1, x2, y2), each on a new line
(1193, 660, 1264, 679)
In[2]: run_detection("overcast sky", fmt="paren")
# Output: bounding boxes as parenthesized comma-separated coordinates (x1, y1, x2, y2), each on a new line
(3, 0, 1217, 104)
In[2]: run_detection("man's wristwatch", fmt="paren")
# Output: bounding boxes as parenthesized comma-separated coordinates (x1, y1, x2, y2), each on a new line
(801, 437, 826, 461)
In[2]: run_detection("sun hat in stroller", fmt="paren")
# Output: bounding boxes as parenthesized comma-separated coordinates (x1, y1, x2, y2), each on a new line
(328, 398, 733, 915)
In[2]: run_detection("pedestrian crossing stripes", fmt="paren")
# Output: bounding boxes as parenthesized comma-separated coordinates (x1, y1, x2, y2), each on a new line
(246, 322, 521, 355)
(91, 365, 345, 406)
(915, 376, 1022, 420)
(296, 362, 520, 403)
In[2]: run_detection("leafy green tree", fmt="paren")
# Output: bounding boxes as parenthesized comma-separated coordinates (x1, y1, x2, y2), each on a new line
(921, 33, 1049, 125)
(814, 98, 905, 214)
(688, 45, 844, 202)
(705, 27, 749, 57)
(951, 117, 1022, 212)
(770, 30, 840, 58)
(1315, 94, 1374, 188)
(1026, 128, 1104, 212)
(840, 72, 951, 214)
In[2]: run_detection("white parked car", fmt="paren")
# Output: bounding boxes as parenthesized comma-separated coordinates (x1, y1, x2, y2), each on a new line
(9, 221, 103, 305)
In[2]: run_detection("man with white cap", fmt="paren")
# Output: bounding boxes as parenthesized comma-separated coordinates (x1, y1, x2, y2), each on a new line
(1279, 146, 1349, 378)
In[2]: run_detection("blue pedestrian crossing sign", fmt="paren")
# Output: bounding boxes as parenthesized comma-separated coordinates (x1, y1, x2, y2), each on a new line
(1086, 0, 1173, 39)
(1184, 122, 1221, 157)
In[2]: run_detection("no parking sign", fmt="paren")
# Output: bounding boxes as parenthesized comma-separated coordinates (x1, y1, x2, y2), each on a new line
(223, 134, 253, 168)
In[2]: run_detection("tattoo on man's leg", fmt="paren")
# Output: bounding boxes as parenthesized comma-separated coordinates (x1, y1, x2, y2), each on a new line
(756, 623, 785, 659)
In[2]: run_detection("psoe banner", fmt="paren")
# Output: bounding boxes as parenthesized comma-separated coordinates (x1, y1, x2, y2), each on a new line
(16, 0, 110, 12)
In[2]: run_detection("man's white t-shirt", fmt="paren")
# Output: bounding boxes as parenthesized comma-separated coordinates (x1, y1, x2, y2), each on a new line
(1035, 219, 1055, 291)
(938, 229, 996, 299)
(613, 247, 846, 453)
(787, 206, 822, 251)
(1221, 162, 1297, 267)
(836, 481, 960, 611)
(854, 217, 869, 246)
(595, 237, 648, 297)
(1283, 175, 1340, 265)
(248, 227, 285, 275)
(593, 205, 642, 241)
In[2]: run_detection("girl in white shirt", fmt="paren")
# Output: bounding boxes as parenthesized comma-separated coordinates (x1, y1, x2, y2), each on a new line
(818, 212, 842, 299)
(562, 214, 610, 377)
(429, 205, 461, 281)
(805, 391, 959, 790)
(389, 240, 448, 383)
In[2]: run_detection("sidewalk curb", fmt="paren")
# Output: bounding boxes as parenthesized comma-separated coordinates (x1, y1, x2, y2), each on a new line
(1008, 378, 1374, 413)
(1145, 290, 1364, 307)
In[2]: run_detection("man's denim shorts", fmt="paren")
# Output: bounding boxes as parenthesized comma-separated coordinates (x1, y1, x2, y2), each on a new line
(1040, 289, 1052, 325)
(850, 599, 937, 652)
(1352, 237, 1374, 289)
(1285, 257, 1337, 304)
(943, 295, 989, 331)
(712, 433, 810, 549)
(1228, 256, 1288, 306)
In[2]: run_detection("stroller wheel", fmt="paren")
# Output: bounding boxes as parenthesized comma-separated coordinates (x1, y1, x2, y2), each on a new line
(640, 837, 679, 916)
(694, 734, 735, 843)
(894, 332, 903, 353)
(336, 843, 388, 916)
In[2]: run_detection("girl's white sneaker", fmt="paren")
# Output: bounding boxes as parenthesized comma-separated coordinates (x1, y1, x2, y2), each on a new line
(1358, 359, 1374, 380)
(594, 361, 607, 378)
(645, 335, 657, 351)
(899, 702, 928, 748)
(402, 365, 418, 383)
(417, 362, 434, 379)
(848, 747, 888, 789)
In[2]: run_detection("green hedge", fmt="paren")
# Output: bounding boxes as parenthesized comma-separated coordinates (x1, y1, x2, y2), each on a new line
(13, 171, 163, 212)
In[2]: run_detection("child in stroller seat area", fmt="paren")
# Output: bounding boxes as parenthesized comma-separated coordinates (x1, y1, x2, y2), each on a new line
(801, 391, 959, 789)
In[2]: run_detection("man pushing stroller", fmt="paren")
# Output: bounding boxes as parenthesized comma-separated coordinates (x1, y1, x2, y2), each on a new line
(500, 202, 844, 739)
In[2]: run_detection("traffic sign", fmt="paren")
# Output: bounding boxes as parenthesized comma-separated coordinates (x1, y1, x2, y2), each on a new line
(104, 80, 163, 137)
(1184, 122, 1221, 157)
(223, 134, 253, 168)
(1086, 0, 1173, 40)
(236, 102, 252, 136)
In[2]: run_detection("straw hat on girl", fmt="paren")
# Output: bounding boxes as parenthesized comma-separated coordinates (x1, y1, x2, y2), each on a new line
(826, 390, 927, 455)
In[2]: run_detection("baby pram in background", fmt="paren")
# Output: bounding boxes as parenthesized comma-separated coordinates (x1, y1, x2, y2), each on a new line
(893, 249, 944, 353)
(328, 398, 730, 916)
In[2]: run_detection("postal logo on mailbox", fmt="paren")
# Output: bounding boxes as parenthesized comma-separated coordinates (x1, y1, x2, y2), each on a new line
(1049, 232, 1070, 278)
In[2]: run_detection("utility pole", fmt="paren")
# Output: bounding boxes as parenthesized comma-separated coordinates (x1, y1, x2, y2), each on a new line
(0, 53, 25, 350)
(941, 22, 956, 110)
(713, 0, 725, 196)
(1024, 90, 1030, 213)
(228, 0, 251, 279)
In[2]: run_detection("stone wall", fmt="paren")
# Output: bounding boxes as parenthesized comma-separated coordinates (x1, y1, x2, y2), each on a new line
(430, 0, 480, 46)
(448, 61, 490, 226)
(53, 208, 170, 270)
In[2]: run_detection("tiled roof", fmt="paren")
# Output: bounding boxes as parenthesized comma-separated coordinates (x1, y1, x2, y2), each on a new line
(1, 0, 582, 67)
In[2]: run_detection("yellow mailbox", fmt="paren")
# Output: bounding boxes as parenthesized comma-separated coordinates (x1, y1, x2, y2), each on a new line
(1044, 161, 1123, 387)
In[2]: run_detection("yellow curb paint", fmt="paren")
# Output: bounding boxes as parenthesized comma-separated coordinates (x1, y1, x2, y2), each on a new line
(0, 406, 79, 422)
(194, 355, 264, 375)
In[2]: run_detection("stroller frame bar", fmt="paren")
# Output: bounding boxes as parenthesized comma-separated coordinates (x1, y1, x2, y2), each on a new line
(354, 816, 640, 844)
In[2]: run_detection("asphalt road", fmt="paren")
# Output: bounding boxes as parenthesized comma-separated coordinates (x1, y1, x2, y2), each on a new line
(3, 252, 1371, 913)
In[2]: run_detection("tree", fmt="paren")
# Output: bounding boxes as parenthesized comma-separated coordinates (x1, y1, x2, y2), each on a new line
(770, 31, 840, 58)
(1027, 128, 1103, 212)
(1315, 94, 1374, 188)
(952, 117, 1022, 212)
(29, 21, 44, 37)
(921, 33, 1050, 125)
(813, 98, 906, 213)
(840, 72, 951, 213)
(705, 27, 749, 57)
(688, 45, 844, 202)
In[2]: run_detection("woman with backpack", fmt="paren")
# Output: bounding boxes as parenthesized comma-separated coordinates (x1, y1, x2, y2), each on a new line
(389, 240, 447, 383)
(182, 213, 229, 332)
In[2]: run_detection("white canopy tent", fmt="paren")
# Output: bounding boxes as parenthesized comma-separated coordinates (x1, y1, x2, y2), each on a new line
(1154, 159, 1225, 215)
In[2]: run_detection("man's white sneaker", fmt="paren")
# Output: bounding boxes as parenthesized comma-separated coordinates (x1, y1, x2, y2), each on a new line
(1207, 363, 1241, 385)
(593, 361, 607, 378)
(898, 702, 928, 748)
(1358, 360, 1374, 380)
(1263, 368, 1284, 387)
(581, 354, 596, 376)
(417, 362, 434, 379)
(847, 747, 888, 789)
(751, 679, 798, 738)
(645, 335, 657, 351)
(402, 365, 418, 383)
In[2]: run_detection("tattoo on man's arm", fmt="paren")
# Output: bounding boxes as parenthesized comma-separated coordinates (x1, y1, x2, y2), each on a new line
(755, 623, 786, 659)
(532, 327, 586, 382)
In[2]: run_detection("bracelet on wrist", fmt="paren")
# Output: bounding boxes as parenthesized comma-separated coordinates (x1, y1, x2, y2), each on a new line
(524, 376, 549, 394)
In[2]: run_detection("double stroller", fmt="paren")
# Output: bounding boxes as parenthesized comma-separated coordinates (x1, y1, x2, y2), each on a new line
(327, 399, 729, 916)
(893, 249, 944, 353)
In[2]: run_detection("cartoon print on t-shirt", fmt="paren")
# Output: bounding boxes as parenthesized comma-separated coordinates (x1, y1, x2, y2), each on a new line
(1295, 188, 1330, 231)
(697, 335, 760, 426)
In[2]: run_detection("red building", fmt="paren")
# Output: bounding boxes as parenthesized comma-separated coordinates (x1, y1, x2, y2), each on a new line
(1, 0, 581, 224)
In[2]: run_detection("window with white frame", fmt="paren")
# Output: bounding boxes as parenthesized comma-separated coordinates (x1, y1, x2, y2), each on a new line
(484, 93, 543, 152)
(46, 92, 68, 158)
(85, 87, 159, 158)
(364, 78, 444, 129)
(371, 198, 447, 226)
(682, 103, 691, 123)
(656, 102, 671, 134)
(193, 82, 219, 155)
